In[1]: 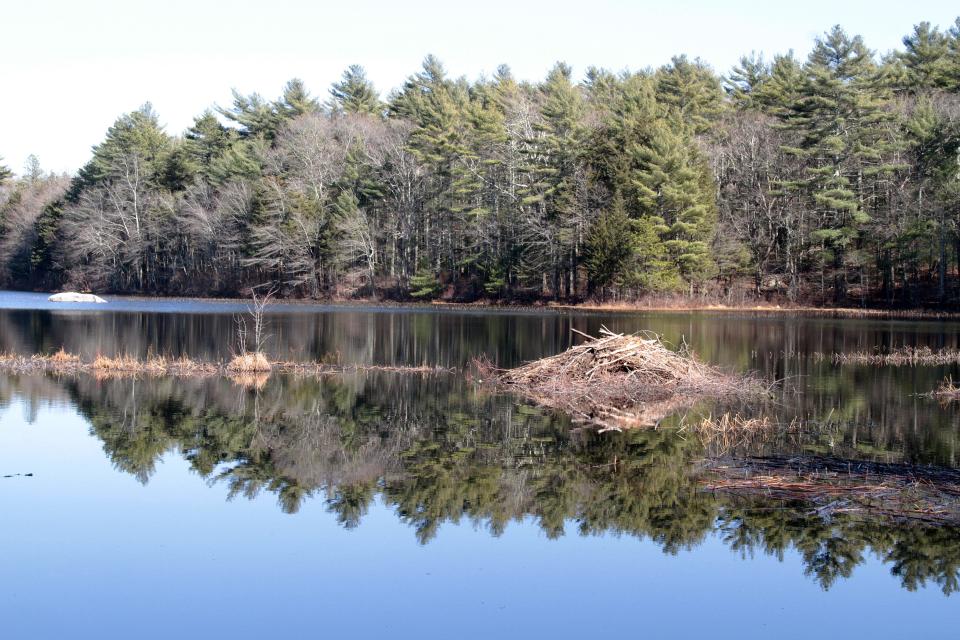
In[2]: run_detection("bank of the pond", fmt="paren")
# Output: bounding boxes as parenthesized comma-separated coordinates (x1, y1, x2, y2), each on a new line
(8, 288, 960, 320)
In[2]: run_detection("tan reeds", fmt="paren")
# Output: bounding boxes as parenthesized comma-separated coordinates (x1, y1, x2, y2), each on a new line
(227, 352, 272, 373)
(929, 377, 960, 402)
(49, 348, 80, 364)
(0, 348, 452, 383)
(833, 346, 960, 366)
(686, 413, 805, 452)
(478, 328, 765, 430)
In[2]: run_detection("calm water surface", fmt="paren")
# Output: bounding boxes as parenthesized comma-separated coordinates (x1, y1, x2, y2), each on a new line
(1, 291, 959, 638)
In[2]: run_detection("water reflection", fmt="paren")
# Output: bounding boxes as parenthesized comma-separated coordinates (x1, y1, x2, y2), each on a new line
(3, 305, 959, 465)
(3, 371, 959, 595)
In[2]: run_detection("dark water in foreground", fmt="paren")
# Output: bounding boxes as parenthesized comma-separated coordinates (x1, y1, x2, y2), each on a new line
(1, 291, 959, 638)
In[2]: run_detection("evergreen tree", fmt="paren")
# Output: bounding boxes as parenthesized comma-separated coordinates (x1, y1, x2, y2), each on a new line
(656, 55, 725, 133)
(725, 53, 770, 109)
(0, 157, 12, 184)
(751, 53, 805, 117)
(900, 22, 952, 90)
(74, 103, 172, 196)
(584, 195, 633, 295)
(784, 26, 901, 302)
(218, 90, 281, 139)
(522, 62, 588, 297)
(165, 111, 241, 186)
(330, 65, 383, 116)
(948, 18, 960, 90)
(632, 117, 717, 286)
(277, 78, 320, 119)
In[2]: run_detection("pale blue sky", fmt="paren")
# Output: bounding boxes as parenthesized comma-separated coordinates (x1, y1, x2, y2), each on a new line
(1, 0, 957, 174)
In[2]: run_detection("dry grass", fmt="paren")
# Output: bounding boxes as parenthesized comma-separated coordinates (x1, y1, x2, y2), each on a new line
(227, 352, 272, 373)
(0, 347, 457, 384)
(833, 346, 960, 366)
(692, 413, 774, 434)
(685, 413, 805, 452)
(49, 348, 80, 364)
(271, 360, 453, 377)
(929, 377, 960, 402)
(92, 354, 166, 373)
(478, 328, 765, 430)
(228, 371, 272, 390)
(166, 356, 218, 376)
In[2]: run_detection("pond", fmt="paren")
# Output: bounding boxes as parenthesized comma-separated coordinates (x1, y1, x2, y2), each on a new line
(1, 291, 958, 638)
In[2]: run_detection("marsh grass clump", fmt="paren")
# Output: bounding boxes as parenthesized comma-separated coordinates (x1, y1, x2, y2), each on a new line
(477, 328, 766, 429)
(691, 413, 772, 443)
(834, 346, 960, 366)
(929, 377, 960, 402)
(49, 348, 80, 364)
(227, 352, 272, 373)
(229, 288, 274, 375)
(685, 413, 810, 453)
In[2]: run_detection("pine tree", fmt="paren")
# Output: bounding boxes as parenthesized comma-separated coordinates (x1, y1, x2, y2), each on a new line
(330, 65, 382, 116)
(725, 53, 770, 109)
(72, 103, 173, 198)
(632, 117, 717, 286)
(656, 55, 725, 133)
(409, 266, 441, 298)
(522, 62, 588, 297)
(168, 111, 240, 184)
(899, 22, 952, 90)
(218, 90, 281, 140)
(584, 195, 633, 296)
(948, 18, 960, 90)
(0, 157, 11, 184)
(784, 26, 902, 302)
(277, 78, 320, 119)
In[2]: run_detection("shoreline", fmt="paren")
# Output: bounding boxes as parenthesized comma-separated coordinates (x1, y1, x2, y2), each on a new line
(4, 289, 960, 319)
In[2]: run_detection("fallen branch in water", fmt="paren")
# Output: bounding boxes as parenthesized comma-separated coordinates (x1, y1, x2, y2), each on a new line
(474, 328, 768, 430)
(702, 455, 960, 526)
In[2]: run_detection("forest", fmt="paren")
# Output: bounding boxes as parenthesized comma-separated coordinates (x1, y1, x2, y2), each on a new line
(2, 19, 960, 306)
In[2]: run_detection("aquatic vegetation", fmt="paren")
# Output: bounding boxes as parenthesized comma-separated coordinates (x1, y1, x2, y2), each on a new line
(834, 347, 960, 366)
(227, 352, 272, 373)
(0, 349, 452, 381)
(929, 377, 960, 402)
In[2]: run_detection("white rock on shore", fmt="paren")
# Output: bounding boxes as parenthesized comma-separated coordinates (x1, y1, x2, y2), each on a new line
(48, 292, 108, 303)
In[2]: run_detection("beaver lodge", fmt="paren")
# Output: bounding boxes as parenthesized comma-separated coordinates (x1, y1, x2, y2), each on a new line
(477, 328, 766, 430)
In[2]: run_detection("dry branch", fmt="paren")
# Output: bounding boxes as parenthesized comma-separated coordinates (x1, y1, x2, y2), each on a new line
(702, 455, 960, 525)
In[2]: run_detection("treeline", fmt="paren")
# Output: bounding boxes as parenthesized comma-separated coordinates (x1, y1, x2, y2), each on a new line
(2, 19, 960, 304)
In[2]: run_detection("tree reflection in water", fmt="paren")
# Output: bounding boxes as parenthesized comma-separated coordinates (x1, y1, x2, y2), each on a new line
(3, 370, 959, 595)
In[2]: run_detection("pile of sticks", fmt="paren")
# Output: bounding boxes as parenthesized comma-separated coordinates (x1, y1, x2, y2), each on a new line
(477, 328, 762, 429)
